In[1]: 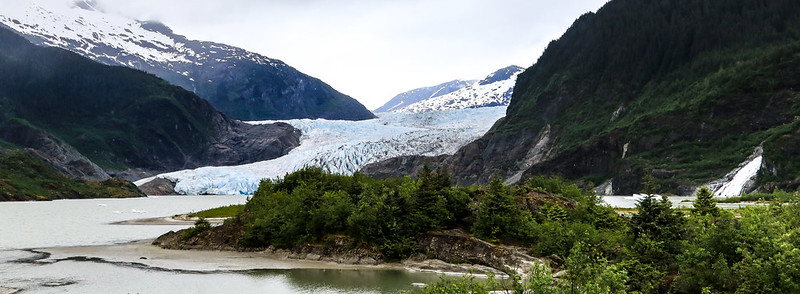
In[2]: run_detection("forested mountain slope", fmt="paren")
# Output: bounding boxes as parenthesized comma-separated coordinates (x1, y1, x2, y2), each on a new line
(367, 0, 800, 194)
(0, 26, 300, 179)
(0, 0, 375, 121)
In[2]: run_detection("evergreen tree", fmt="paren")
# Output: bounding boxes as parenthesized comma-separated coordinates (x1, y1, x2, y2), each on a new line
(692, 186, 719, 217)
(473, 177, 531, 241)
(413, 164, 452, 231)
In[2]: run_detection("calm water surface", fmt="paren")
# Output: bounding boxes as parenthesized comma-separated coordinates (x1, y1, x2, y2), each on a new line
(0, 196, 442, 293)
(601, 195, 762, 209)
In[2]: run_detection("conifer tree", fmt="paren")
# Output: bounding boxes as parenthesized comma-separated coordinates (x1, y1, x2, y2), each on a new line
(692, 186, 719, 217)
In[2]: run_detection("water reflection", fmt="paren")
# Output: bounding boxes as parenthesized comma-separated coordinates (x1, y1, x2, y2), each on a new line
(0, 196, 445, 293)
(247, 268, 440, 293)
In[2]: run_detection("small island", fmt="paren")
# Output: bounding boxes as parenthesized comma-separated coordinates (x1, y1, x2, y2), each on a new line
(153, 167, 800, 293)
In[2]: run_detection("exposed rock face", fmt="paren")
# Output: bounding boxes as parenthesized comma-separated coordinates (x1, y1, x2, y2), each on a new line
(153, 223, 382, 265)
(415, 229, 541, 274)
(360, 155, 447, 180)
(153, 218, 252, 251)
(137, 177, 176, 196)
(153, 225, 541, 273)
(0, 119, 109, 181)
(194, 121, 301, 170)
(362, 129, 544, 186)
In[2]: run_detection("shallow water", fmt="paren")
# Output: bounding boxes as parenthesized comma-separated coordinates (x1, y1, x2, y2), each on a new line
(0, 196, 443, 293)
(601, 195, 762, 209)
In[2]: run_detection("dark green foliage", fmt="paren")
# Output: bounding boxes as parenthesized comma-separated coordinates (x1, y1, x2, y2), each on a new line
(182, 217, 212, 240)
(673, 204, 800, 293)
(411, 165, 453, 231)
(495, 0, 800, 190)
(415, 243, 628, 294)
(629, 195, 685, 254)
(642, 173, 661, 195)
(0, 26, 235, 171)
(238, 168, 624, 262)
(241, 167, 461, 259)
(693, 186, 720, 216)
(623, 195, 686, 292)
(525, 175, 584, 200)
(472, 177, 533, 241)
(214, 167, 800, 293)
(0, 152, 144, 201)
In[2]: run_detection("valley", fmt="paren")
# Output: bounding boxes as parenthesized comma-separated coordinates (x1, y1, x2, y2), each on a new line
(1, 0, 800, 293)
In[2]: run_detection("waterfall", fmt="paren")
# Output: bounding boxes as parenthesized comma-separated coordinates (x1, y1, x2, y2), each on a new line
(706, 146, 763, 197)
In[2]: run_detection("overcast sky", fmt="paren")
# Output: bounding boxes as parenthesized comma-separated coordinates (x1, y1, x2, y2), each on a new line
(92, 0, 607, 110)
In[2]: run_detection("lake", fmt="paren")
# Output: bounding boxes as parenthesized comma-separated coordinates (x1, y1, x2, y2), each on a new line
(0, 196, 443, 293)
(0, 195, 757, 293)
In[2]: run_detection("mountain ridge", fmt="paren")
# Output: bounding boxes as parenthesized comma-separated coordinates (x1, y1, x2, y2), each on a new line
(364, 0, 800, 195)
(374, 79, 474, 113)
(0, 25, 301, 180)
(0, 0, 375, 121)
(396, 65, 523, 113)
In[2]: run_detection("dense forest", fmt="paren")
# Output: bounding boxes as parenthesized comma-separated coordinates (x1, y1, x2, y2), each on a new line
(509, 0, 800, 191)
(180, 167, 800, 293)
(435, 0, 800, 193)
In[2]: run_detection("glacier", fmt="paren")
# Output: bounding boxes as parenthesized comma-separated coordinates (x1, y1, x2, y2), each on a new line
(135, 107, 507, 195)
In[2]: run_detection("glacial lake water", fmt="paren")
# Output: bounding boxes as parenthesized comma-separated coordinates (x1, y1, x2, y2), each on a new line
(0, 195, 759, 293)
(601, 195, 762, 209)
(0, 196, 443, 293)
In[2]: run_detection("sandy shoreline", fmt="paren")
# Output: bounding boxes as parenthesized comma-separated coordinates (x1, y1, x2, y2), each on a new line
(36, 240, 502, 276)
(110, 214, 227, 226)
(38, 241, 386, 272)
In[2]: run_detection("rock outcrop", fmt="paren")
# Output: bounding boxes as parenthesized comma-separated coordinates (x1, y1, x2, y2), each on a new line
(415, 229, 542, 275)
(0, 119, 109, 181)
(137, 178, 177, 195)
(153, 225, 541, 274)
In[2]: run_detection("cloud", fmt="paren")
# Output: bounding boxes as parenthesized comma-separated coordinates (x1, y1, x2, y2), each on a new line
(94, 0, 606, 109)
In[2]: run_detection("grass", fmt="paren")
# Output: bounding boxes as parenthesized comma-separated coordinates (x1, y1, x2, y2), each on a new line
(717, 190, 800, 203)
(188, 204, 245, 218)
(0, 152, 144, 201)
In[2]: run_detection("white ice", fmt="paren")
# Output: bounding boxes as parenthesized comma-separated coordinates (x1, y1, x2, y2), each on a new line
(135, 107, 507, 195)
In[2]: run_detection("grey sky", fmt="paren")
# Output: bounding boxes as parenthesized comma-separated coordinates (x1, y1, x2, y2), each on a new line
(95, 0, 606, 109)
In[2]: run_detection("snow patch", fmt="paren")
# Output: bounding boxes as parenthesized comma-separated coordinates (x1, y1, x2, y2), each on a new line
(396, 67, 523, 113)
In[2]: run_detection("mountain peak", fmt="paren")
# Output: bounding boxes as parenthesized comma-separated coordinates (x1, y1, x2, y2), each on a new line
(0, 1, 375, 121)
(374, 79, 474, 113)
(478, 65, 524, 85)
(392, 65, 525, 113)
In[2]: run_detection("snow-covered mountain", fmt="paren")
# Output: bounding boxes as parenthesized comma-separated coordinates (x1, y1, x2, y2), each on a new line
(394, 65, 524, 113)
(134, 107, 507, 195)
(374, 79, 475, 113)
(0, 0, 374, 121)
